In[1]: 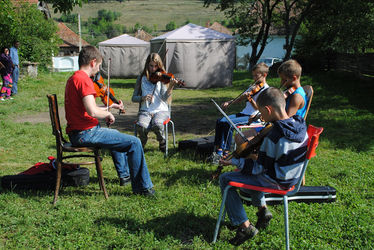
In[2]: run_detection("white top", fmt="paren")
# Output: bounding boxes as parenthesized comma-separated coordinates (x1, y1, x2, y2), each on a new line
(141, 76, 169, 114)
(241, 83, 270, 116)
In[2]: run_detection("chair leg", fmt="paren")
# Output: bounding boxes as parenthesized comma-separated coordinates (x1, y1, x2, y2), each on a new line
(53, 160, 62, 205)
(95, 149, 108, 199)
(164, 123, 168, 158)
(283, 196, 290, 250)
(213, 185, 231, 243)
(170, 120, 176, 148)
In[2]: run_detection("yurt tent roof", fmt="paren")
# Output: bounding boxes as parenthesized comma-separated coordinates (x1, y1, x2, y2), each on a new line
(99, 34, 149, 47)
(151, 23, 235, 42)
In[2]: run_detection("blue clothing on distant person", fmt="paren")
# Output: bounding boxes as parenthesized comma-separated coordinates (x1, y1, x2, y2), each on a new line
(10, 46, 19, 95)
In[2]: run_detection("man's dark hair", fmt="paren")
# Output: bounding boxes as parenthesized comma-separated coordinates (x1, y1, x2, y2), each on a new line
(256, 87, 285, 113)
(78, 46, 102, 68)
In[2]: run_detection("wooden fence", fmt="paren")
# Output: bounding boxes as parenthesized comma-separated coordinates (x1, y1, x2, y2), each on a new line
(322, 53, 374, 76)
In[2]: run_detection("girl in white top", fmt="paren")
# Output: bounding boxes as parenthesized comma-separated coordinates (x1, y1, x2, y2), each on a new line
(132, 53, 178, 152)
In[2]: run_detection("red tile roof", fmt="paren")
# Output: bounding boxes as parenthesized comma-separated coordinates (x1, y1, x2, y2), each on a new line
(57, 22, 90, 48)
(134, 29, 153, 42)
(208, 22, 233, 36)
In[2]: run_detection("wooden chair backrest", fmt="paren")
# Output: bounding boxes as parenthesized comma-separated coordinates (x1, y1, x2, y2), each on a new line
(302, 85, 314, 121)
(47, 94, 66, 148)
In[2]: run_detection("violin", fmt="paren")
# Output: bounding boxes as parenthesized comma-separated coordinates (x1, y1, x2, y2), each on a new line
(246, 81, 265, 103)
(212, 123, 274, 179)
(283, 86, 297, 98)
(149, 70, 185, 87)
(224, 79, 263, 109)
(92, 72, 125, 114)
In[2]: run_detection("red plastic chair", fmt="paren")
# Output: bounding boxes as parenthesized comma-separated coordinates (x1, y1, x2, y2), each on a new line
(213, 125, 323, 249)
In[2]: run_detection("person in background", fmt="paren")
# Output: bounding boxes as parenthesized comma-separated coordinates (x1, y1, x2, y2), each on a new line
(209, 63, 270, 164)
(235, 59, 308, 146)
(0, 47, 14, 101)
(132, 53, 178, 152)
(65, 46, 155, 196)
(219, 87, 308, 246)
(10, 41, 20, 96)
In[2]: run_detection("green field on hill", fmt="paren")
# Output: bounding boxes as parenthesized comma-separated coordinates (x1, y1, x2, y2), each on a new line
(52, 0, 226, 35)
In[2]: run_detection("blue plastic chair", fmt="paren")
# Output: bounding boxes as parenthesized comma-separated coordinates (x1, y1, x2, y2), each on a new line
(213, 125, 323, 249)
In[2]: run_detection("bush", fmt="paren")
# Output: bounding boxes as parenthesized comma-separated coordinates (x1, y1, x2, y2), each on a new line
(0, 0, 60, 67)
(165, 21, 176, 31)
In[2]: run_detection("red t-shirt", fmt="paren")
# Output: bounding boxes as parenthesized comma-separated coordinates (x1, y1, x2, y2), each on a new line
(65, 70, 99, 134)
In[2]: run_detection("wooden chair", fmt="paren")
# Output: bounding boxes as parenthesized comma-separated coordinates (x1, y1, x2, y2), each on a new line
(213, 125, 323, 249)
(47, 94, 108, 205)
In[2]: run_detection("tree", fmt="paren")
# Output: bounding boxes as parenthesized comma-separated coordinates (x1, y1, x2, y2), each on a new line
(296, 0, 374, 56)
(165, 21, 176, 31)
(45, 0, 87, 14)
(205, 0, 282, 67)
(204, 0, 317, 65)
(0, 1, 60, 67)
(278, 0, 316, 60)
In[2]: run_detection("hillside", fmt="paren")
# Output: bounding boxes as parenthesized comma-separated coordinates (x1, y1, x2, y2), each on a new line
(52, 0, 226, 44)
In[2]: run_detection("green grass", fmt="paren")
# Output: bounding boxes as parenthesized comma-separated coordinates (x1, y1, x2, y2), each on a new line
(0, 70, 373, 248)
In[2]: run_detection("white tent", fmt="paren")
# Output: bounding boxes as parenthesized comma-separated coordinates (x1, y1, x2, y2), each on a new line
(98, 34, 150, 78)
(150, 23, 235, 89)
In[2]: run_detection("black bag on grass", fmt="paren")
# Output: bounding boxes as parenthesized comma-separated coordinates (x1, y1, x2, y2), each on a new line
(1, 156, 90, 190)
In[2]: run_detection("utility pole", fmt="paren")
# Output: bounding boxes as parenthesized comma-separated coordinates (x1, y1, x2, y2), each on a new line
(78, 14, 82, 52)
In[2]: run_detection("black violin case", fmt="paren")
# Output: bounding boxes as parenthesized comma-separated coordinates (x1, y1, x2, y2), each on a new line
(239, 185, 337, 205)
(178, 135, 215, 156)
(1, 168, 90, 190)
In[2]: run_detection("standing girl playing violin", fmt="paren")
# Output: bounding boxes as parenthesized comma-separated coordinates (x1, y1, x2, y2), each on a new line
(209, 63, 270, 164)
(132, 53, 178, 152)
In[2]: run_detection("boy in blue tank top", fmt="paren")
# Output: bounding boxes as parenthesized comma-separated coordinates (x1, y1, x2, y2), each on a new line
(278, 59, 307, 118)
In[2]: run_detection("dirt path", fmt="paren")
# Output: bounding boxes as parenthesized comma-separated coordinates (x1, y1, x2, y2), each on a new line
(13, 100, 216, 136)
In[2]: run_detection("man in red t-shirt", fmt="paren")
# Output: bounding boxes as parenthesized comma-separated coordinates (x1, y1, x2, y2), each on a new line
(65, 46, 155, 196)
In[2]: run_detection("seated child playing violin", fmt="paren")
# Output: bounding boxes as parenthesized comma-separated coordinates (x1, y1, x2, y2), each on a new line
(209, 62, 269, 164)
(235, 59, 308, 146)
(132, 53, 178, 152)
(219, 87, 308, 246)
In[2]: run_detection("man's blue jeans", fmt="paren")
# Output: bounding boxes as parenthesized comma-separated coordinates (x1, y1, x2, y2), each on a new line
(11, 65, 19, 95)
(214, 113, 250, 151)
(219, 171, 281, 226)
(69, 125, 153, 193)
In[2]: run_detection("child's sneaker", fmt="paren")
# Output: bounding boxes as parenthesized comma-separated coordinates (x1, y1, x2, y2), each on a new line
(229, 224, 258, 246)
(255, 207, 273, 229)
(0, 97, 5, 101)
(5, 97, 13, 100)
(207, 151, 221, 165)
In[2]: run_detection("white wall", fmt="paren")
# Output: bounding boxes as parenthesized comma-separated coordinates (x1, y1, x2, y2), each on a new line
(52, 56, 79, 72)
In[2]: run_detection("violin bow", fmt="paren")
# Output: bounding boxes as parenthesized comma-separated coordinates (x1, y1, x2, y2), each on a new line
(106, 58, 111, 112)
(211, 99, 249, 143)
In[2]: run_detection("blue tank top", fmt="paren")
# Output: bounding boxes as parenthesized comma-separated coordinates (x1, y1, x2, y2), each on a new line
(285, 87, 308, 118)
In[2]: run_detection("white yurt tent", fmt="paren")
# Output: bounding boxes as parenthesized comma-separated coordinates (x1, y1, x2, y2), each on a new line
(98, 34, 150, 78)
(150, 23, 235, 89)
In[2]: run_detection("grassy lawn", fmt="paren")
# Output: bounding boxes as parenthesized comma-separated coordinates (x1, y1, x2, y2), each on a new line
(0, 70, 373, 248)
